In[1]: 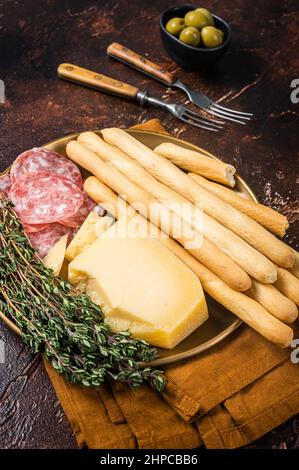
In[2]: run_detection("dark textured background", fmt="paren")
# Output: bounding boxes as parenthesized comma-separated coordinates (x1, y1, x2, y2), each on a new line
(0, 0, 298, 449)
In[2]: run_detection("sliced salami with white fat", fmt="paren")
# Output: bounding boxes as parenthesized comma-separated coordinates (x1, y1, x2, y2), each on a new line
(10, 171, 84, 225)
(0, 174, 12, 199)
(60, 192, 97, 228)
(10, 147, 82, 188)
(28, 223, 74, 258)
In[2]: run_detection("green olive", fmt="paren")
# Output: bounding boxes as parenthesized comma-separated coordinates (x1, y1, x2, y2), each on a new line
(184, 10, 210, 30)
(201, 26, 224, 48)
(179, 26, 201, 46)
(196, 8, 214, 26)
(166, 17, 185, 36)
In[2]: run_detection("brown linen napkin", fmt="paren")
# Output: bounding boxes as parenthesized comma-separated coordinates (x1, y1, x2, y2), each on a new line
(43, 119, 299, 449)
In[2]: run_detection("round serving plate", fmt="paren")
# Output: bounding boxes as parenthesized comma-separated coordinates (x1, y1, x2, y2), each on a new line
(1, 129, 257, 366)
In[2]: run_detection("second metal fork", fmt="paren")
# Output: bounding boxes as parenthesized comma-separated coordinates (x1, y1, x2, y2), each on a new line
(171, 80, 252, 124)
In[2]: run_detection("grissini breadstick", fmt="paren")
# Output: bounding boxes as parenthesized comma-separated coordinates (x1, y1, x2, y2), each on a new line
(189, 173, 289, 237)
(290, 249, 299, 279)
(154, 142, 236, 187)
(246, 280, 298, 324)
(78, 131, 275, 284)
(274, 267, 299, 306)
(84, 176, 294, 349)
(66, 141, 247, 291)
(101, 128, 294, 268)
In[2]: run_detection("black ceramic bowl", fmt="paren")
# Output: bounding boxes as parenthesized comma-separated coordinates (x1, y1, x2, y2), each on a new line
(160, 4, 231, 69)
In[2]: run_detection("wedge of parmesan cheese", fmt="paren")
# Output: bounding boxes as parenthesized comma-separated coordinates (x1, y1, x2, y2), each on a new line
(43, 234, 68, 276)
(65, 212, 114, 261)
(68, 215, 208, 349)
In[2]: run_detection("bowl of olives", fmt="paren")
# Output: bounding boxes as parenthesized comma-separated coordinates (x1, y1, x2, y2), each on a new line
(160, 5, 231, 69)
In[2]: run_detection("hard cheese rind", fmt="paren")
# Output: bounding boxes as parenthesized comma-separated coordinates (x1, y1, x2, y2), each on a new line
(43, 234, 68, 276)
(68, 215, 208, 349)
(65, 212, 114, 261)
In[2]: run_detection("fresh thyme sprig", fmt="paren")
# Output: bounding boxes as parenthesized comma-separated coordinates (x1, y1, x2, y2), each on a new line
(0, 198, 165, 392)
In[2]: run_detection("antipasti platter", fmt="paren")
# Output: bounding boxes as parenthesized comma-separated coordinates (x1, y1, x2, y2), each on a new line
(1, 128, 298, 389)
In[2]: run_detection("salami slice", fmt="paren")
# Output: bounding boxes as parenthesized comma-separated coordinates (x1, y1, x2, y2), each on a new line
(23, 223, 51, 233)
(60, 192, 97, 228)
(11, 147, 82, 188)
(28, 223, 74, 258)
(0, 174, 12, 199)
(9, 171, 84, 225)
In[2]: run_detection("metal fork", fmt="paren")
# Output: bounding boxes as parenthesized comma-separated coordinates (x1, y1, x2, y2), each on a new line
(57, 63, 223, 132)
(107, 42, 253, 125)
(171, 82, 252, 124)
(137, 90, 222, 132)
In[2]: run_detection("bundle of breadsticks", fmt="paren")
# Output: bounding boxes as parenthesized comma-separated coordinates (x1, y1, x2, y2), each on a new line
(66, 129, 299, 349)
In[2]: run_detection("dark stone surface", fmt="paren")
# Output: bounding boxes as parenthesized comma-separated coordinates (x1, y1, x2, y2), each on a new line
(0, 0, 298, 449)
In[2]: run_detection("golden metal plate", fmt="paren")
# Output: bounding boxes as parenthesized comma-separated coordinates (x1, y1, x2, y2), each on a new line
(1, 129, 258, 366)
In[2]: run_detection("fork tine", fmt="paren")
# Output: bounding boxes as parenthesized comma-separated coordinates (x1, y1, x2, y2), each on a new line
(183, 107, 225, 125)
(183, 109, 223, 129)
(207, 108, 247, 125)
(180, 114, 220, 132)
(209, 105, 251, 121)
(213, 103, 253, 116)
(183, 113, 222, 130)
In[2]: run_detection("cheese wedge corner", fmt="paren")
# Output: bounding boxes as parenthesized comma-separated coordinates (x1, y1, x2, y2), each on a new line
(43, 234, 68, 276)
(68, 216, 208, 349)
(65, 212, 114, 261)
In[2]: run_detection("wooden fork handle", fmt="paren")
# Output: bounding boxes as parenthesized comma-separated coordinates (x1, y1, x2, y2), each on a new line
(107, 42, 176, 86)
(57, 63, 139, 100)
